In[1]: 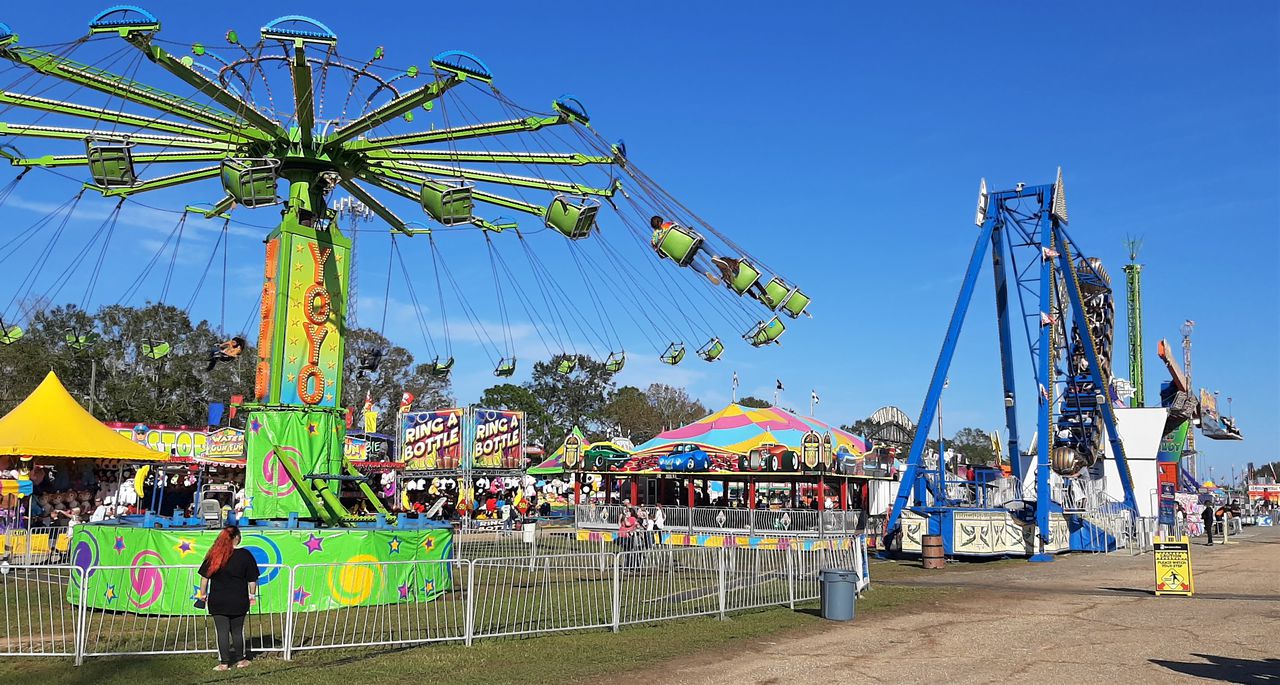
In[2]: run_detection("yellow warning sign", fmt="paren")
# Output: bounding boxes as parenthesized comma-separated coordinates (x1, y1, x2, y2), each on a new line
(1154, 536, 1194, 596)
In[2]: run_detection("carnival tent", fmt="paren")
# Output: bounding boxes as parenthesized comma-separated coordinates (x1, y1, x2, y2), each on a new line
(0, 371, 168, 462)
(632, 404, 868, 456)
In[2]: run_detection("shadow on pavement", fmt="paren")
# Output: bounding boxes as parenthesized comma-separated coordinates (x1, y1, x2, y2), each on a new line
(1099, 587, 1155, 596)
(1149, 653, 1280, 684)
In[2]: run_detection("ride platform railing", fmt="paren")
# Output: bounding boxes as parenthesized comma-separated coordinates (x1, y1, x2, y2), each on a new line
(574, 504, 866, 537)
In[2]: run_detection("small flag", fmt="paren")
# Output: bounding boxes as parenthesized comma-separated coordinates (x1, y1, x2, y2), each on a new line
(776, 379, 784, 391)
(943, 377, 950, 390)
(1039, 383, 1050, 401)
(344, 407, 354, 429)
(399, 392, 415, 412)
(811, 390, 820, 405)
(362, 391, 377, 434)
(732, 371, 739, 388)
(229, 394, 244, 420)
(207, 402, 225, 427)
(1042, 247, 1060, 260)
(1040, 311, 1056, 326)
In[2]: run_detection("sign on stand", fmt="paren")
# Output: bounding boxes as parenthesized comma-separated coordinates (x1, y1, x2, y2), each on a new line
(1153, 536, 1194, 596)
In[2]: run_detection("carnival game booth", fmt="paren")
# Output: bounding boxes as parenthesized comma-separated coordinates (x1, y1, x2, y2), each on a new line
(570, 404, 893, 539)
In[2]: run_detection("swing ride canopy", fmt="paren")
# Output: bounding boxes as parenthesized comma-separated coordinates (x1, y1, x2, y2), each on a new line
(0, 371, 169, 461)
(633, 404, 868, 457)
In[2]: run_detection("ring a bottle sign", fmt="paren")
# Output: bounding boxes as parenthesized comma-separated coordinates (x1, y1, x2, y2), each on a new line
(401, 409, 463, 470)
(801, 431, 821, 470)
(563, 433, 583, 469)
(472, 409, 523, 469)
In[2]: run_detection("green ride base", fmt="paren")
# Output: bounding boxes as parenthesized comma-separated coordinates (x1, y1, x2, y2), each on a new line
(67, 524, 453, 615)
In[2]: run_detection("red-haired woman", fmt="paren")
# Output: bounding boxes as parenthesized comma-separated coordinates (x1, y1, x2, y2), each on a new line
(197, 525, 260, 670)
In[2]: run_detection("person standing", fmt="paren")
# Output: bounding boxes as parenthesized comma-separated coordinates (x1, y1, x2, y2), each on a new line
(197, 526, 260, 671)
(617, 507, 640, 565)
(1200, 503, 1216, 546)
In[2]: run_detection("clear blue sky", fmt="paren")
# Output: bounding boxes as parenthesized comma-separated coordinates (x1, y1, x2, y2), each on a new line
(1, 2, 1275, 479)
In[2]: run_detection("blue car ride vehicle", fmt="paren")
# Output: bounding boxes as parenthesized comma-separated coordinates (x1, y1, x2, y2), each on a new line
(658, 443, 710, 472)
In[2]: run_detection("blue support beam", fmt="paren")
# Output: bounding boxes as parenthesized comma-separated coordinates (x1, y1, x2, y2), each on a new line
(885, 215, 997, 537)
(1029, 192, 1057, 562)
(990, 222, 1024, 479)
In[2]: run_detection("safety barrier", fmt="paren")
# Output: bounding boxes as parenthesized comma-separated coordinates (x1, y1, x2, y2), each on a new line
(575, 505, 865, 537)
(0, 536, 870, 664)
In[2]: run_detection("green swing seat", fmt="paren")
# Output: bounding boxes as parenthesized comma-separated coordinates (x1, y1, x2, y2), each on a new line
(421, 180, 475, 226)
(652, 223, 703, 267)
(756, 277, 811, 318)
(719, 258, 762, 296)
(557, 357, 578, 374)
(220, 158, 281, 207)
(545, 195, 599, 239)
(65, 331, 100, 351)
(660, 342, 685, 365)
(604, 351, 626, 373)
(494, 357, 517, 377)
(697, 337, 724, 362)
(428, 356, 454, 377)
(744, 317, 786, 347)
(85, 137, 136, 188)
(0, 323, 23, 345)
(141, 339, 171, 360)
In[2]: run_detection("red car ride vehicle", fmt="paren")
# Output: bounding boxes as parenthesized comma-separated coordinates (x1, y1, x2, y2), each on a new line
(738, 443, 800, 472)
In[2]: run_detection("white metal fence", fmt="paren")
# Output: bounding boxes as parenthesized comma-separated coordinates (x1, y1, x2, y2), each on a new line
(0, 536, 870, 665)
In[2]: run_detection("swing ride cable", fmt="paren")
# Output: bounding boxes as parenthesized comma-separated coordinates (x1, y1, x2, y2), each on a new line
(569, 235, 666, 354)
(588, 225, 698, 348)
(428, 236, 503, 364)
(513, 234, 617, 356)
(182, 219, 228, 314)
(563, 240, 622, 352)
(485, 239, 562, 359)
(389, 236, 441, 360)
(379, 233, 395, 339)
(483, 234, 516, 361)
(2, 190, 84, 319)
(510, 233, 581, 355)
(116, 211, 186, 303)
(427, 236, 453, 360)
(0, 186, 78, 267)
(78, 199, 124, 313)
(38, 198, 121, 310)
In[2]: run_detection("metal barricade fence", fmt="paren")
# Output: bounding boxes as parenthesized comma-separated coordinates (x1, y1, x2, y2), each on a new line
(288, 559, 467, 653)
(80, 564, 288, 659)
(2, 527, 72, 565)
(469, 552, 614, 640)
(0, 565, 83, 658)
(2, 537, 874, 663)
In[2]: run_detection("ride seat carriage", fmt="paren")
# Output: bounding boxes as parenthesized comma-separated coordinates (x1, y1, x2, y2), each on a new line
(85, 136, 136, 187)
(545, 195, 599, 239)
(494, 357, 517, 377)
(744, 317, 785, 347)
(221, 158, 281, 207)
(660, 342, 686, 365)
(755, 277, 811, 318)
(652, 222, 703, 266)
(697, 337, 724, 362)
(421, 180, 475, 226)
(604, 351, 625, 373)
(428, 356, 454, 377)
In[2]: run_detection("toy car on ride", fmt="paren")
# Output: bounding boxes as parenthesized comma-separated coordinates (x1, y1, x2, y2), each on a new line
(738, 443, 799, 472)
(658, 444, 711, 472)
(585, 444, 631, 471)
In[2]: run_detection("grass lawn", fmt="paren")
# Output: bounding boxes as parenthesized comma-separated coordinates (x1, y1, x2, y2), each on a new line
(0, 583, 949, 685)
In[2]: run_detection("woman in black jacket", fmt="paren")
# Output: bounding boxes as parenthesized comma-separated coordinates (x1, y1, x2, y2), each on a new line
(197, 525, 260, 670)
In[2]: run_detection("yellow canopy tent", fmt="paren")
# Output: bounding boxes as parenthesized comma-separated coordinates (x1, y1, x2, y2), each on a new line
(0, 371, 167, 462)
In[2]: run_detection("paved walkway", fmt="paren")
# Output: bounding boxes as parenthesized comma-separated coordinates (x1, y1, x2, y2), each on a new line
(624, 526, 1279, 684)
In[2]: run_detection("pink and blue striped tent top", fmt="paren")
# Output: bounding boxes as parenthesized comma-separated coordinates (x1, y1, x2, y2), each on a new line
(633, 404, 867, 457)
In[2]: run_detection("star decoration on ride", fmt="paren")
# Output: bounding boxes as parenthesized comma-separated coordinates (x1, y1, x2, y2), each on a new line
(422, 579, 437, 595)
(292, 585, 311, 605)
(302, 533, 324, 554)
(174, 538, 196, 557)
(397, 582, 411, 600)
(421, 536, 435, 552)
(112, 536, 126, 553)
(104, 584, 117, 602)
(387, 538, 401, 554)
(249, 418, 263, 434)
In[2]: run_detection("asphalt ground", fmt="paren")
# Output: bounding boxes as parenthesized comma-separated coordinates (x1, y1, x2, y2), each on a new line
(618, 524, 1279, 684)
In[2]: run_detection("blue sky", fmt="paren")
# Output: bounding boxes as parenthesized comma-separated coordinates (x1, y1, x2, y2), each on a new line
(0, 2, 1275, 479)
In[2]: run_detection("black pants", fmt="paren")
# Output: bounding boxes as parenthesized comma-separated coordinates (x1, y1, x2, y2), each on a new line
(1204, 523, 1214, 545)
(212, 613, 247, 665)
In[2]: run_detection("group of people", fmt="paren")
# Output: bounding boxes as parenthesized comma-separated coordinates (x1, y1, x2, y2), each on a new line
(615, 501, 666, 551)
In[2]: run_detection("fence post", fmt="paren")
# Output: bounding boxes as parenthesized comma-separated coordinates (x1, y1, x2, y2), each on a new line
(785, 545, 796, 610)
(611, 552, 622, 633)
(860, 535, 871, 592)
(717, 546, 727, 620)
(283, 566, 296, 661)
(464, 560, 476, 646)
(74, 565, 87, 666)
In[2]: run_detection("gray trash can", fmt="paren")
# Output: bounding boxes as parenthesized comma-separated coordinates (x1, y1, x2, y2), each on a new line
(819, 568, 857, 621)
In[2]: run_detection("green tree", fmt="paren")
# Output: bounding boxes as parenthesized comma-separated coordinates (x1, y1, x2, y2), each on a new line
(602, 385, 663, 443)
(646, 383, 707, 432)
(526, 353, 614, 446)
(480, 383, 553, 449)
(947, 427, 998, 465)
(738, 395, 771, 409)
(341, 327, 452, 419)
